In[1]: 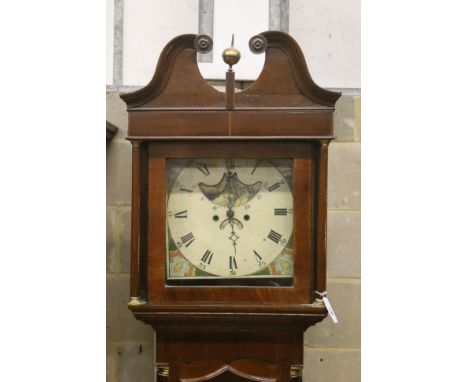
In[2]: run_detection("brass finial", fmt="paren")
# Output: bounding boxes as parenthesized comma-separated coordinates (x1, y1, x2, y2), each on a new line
(222, 34, 241, 70)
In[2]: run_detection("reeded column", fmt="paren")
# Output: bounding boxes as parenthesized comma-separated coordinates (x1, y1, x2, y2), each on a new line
(315, 140, 330, 298)
(128, 140, 146, 305)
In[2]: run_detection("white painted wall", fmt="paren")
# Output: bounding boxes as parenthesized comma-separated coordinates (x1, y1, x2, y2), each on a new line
(290, 0, 361, 88)
(106, 0, 114, 85)
(198, 0, 268, 81)
(122, 0, 198, 86)
(106, 1, 360, 88)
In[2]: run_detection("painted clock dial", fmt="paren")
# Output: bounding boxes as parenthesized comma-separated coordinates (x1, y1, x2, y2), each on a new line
(166, 159, 294, 282)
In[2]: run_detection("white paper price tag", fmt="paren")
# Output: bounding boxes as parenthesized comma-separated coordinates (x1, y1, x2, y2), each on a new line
(323, 296, 338, 324)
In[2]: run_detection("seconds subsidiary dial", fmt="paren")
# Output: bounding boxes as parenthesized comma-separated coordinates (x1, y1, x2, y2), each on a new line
(166, 159, 293, 279)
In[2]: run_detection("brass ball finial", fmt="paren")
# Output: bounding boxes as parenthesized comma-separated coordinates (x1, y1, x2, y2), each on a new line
(222, 34, 241, 70)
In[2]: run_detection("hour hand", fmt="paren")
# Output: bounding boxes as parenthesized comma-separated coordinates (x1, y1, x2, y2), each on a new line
(220, 217, 243, 230)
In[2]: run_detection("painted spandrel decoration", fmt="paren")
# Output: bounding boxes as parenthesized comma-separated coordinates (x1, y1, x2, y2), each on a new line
(166, 159, 293, 284)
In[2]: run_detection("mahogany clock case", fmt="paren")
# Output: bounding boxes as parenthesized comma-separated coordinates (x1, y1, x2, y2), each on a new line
(121, 31, 340, 327)
(120, 31, 340, 380)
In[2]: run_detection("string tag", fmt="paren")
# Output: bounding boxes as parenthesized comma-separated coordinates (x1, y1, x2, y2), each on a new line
(316, 291, 338, 324)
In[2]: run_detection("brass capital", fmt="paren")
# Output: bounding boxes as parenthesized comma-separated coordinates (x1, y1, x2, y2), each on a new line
(128, 296, 146, 306)
(290, 365, 303, 378)
(155, 364, 169, 377)
(311, 298, 325, 308)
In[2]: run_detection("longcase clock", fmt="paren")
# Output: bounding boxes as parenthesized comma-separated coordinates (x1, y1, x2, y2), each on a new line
(120, 31, 341, 382)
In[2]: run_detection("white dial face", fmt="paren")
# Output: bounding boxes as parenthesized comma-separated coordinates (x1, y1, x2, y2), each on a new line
(166, 159, 294, 278)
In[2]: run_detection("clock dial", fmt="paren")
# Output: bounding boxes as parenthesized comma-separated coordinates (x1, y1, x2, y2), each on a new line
(166, 159, 293, 279)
